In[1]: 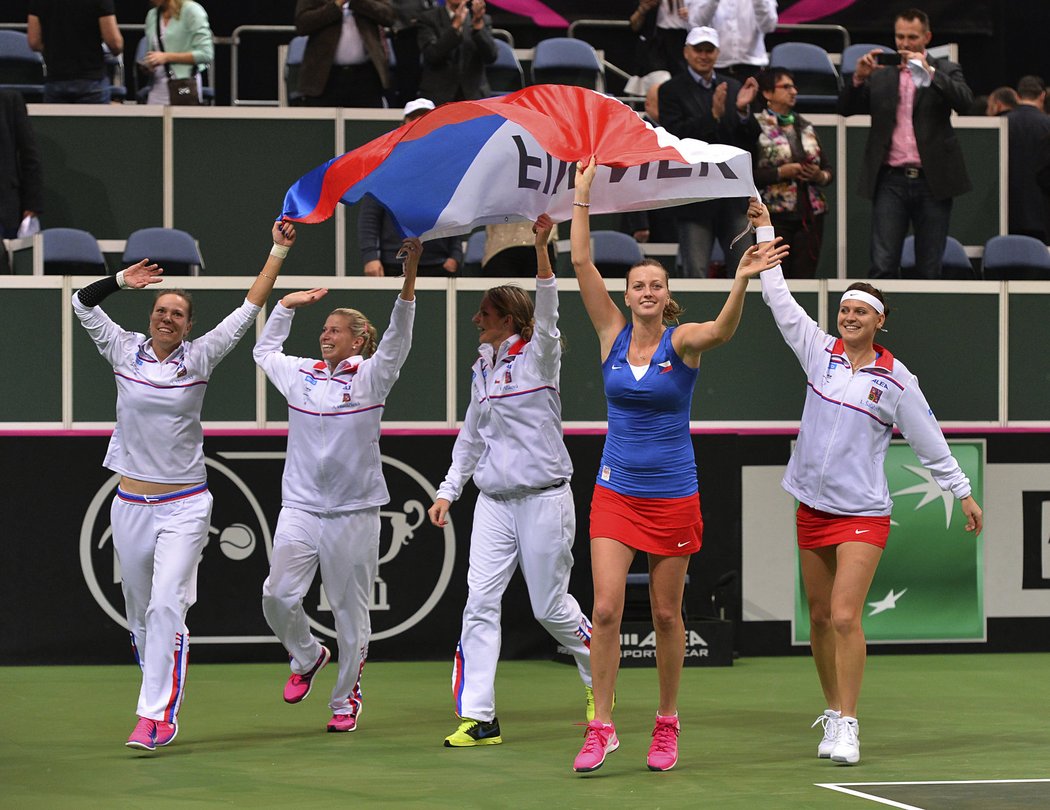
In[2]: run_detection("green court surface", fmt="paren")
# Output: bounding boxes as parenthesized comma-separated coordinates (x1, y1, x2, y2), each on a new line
(2, 654, 1048, 809)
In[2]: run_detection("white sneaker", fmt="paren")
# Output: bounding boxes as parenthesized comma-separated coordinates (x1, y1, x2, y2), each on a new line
(830, 717, 860, 765)
(812, 709, 841, 758)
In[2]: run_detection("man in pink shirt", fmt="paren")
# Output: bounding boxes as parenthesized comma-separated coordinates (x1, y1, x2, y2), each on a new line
(839, 8, 973, 278)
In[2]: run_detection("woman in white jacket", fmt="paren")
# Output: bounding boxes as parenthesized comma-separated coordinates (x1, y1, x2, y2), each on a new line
(253, 238, 420, 734)
(752, 203, 982, 766)
(427, 214, 593, 748)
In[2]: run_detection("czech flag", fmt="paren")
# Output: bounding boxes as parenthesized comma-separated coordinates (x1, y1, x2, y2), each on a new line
(281, 85, 756, 241)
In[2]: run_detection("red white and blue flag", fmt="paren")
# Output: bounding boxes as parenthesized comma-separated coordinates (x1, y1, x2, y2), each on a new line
(281, 85, 756, 241)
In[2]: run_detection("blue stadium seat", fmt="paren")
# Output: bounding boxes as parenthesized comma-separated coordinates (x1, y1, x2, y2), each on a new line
(900, 235, 974, 279)
(284, 35, 308, 106)
(42, 228, 106, 275)
(0, 30, 45, 102)
(592, 230, 644, 278)
(123, 227, 204, 275)
(531, 37, 603, 91)
(486, 39, 524, 96)
(769, 42, 840, 113)
(982, 234, 1050, 280)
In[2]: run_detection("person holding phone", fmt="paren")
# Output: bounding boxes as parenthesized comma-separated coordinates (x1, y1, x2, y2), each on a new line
(745, 67, 833, 278)
(838, 7, 973, 279)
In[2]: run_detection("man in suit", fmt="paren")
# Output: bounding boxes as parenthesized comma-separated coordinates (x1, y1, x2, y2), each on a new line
(295, 0, 396, 108)
(659, 26, 758, 277)
(839, 8, 973, 279)
(0, 90, 43, 273)
(417, 0, 497, 106)
(1006, 75, 1050, 243)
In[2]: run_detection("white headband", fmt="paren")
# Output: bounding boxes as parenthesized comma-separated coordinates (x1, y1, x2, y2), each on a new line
(840, 290, 885, 315)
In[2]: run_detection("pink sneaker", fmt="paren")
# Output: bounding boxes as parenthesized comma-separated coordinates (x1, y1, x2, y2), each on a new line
(647, 714, 680, 772)
(155, 719, 178, 747)
(283, 645, 331, 704)
(573, 720, 619, 773)
(125, 717, 157, 751)
(326, 706, 361, 733)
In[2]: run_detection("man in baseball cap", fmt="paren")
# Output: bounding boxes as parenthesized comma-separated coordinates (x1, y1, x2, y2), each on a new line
(402, 97, 435, 122)
(685, 26, 719, 49)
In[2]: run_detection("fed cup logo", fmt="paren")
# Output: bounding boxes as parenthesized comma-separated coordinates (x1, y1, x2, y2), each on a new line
(80, 453, 455, 643)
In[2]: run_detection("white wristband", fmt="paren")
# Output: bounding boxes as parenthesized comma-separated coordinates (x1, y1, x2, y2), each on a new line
(270, 243, 290, 259)
(755, 225, 775, 243)
(115, 270, 128, 289)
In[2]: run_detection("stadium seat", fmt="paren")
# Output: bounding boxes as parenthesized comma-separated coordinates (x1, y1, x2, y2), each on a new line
(839, 43, 895, 82)
(41, 228, 107, 275)
(900, 235, 974, 279)
(486, 39, 524, 96)
(123, 227, 204, 275)
(284, 35, 308, 106)
(531, 37, 603, 91)
(769, 42, 840, 113)
(0, 30, 45, 102)
(982, 234, 1050, 280)
(592, 230, 644, 278)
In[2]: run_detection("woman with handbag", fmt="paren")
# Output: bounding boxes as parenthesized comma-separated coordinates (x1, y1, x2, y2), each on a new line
(140, 0, 214, 105)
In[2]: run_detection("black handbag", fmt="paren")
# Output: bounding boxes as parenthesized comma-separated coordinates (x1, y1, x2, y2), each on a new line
(155, 12, 200, 105)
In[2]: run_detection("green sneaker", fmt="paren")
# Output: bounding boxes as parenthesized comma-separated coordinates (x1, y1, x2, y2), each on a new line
(444, 717, 502, 747)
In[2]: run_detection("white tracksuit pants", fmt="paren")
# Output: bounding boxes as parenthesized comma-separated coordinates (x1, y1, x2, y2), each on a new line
(110, 486, 213, 722)
(262, 506, 378, 715)
(452, 484, 592, 721)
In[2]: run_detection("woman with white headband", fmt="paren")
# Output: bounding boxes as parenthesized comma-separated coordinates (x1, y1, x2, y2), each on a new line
(750, 203, 982, 767)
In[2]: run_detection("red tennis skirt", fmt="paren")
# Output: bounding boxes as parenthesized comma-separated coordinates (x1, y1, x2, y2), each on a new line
(589, 483, 702, 556)
(795, 503, 891, 550)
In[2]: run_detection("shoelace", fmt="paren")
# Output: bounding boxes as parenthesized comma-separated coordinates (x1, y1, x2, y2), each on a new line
(811, 714, 832, 733)
(580, 725, 610, 754)
(650, 720, 679, 752)
(838, 721, 858, 746)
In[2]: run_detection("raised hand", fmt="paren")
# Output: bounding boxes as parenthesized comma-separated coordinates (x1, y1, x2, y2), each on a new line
(121, 259, 163, 288)
(533, 212, 554, 245)
(280, 287, 328, 309)
(747, 197, 772, 230)
(273, 219, 297, 247)
(737, 237, 789, 278)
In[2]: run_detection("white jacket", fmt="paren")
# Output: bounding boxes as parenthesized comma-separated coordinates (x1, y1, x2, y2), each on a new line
(253, 296, 415, 513)
(690, 0, 778, 68)
(760, 266, 970, 516)
(437, 276, 572, 501)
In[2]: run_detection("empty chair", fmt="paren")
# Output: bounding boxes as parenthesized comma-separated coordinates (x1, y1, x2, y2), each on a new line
(123, 227, 204, 275)
(839, 43, 895, 82)
(284, 35, 308, 106)
(769, 42, 840, 113)
(0, 30, 45, 102)
(982, 234, 1050, 280)
(42, 228, 106, 275)
(486, 39, 524, 96)
(531, 37, 603, 91)
(900, 235, 974, 279)
(592, 230, 644, 278)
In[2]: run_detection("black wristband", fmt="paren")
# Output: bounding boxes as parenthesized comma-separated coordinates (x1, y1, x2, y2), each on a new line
(77, 275, 121, 307)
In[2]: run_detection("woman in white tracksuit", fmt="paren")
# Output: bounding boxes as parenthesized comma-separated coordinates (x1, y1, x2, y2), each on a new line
(73, 221, 296, 752)
(751, 204, 983, 766)
(254, 239, 420, 733)
(427, 214, 593, 748)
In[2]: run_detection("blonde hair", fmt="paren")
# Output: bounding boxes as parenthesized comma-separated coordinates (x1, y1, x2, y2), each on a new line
(165, 0, 186, 19)
(329, 308, 378, 358)
(483, 285, 536, 342)
(627, 259, 684, 325)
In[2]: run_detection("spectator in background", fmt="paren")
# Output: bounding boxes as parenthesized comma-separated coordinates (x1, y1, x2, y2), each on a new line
(659, 26, 759, 277)
(985, 86, 1017, 116)
(417, 0, 497, 105)
(389, 0, 434, 107)
(746, 67, 833, 278)
(27, 0, 123, 104)
(623, 70, 678, 249)
(481, 221, 557, 277)
(839, 8, 973, 279)
(1007, 75, 1050, 243)
(688, 0, 778, 82)
(0, 90, 42, 274)
(359, 99, 465, 276)
(629, 0, 699, 77)
(295, 0, 395, 108)
(141, 0, 214, 106)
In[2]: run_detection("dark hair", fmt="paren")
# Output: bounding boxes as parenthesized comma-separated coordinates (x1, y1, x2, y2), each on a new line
(895, 7, 930, 30)
(756, 67, 794, 96)
(844, 281, 889, 318)
(153, 288, 193, 322)
(483, 285, 536, 342)
(626, 259, 684, 325)
(1017, 75, 1046, 101)
(988, 86, 1018, 110)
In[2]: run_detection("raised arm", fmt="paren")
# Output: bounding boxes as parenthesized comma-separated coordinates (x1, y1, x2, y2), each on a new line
(672, 199, 788, 364)
(247, 220, 296, 307)
(570, 158, 626, 357)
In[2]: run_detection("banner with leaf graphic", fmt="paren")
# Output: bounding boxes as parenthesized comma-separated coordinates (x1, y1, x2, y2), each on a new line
(794, 440, 984, 644)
